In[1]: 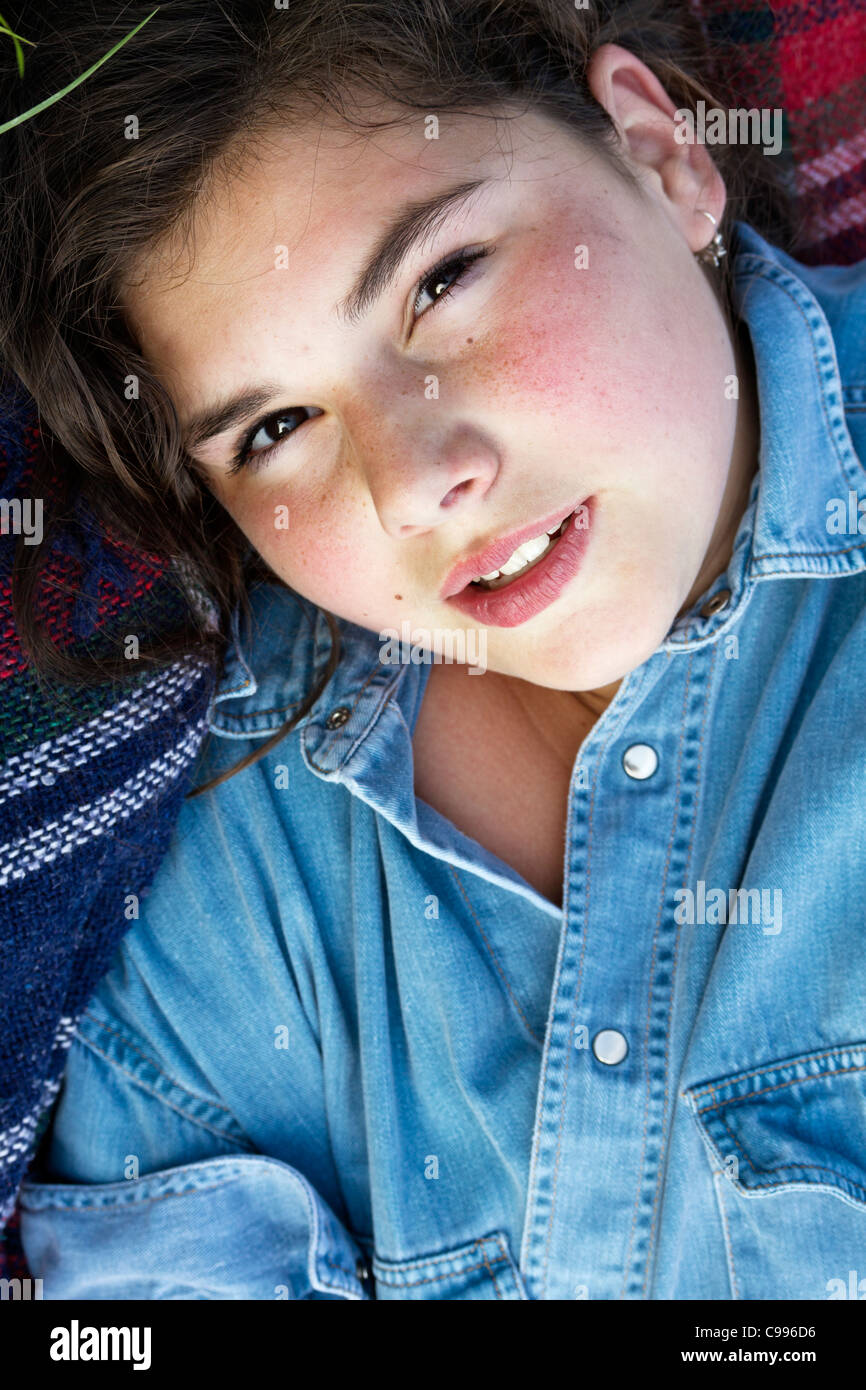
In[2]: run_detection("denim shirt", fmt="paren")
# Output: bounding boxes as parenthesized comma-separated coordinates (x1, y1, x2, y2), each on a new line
(19, 221, 866, 1300)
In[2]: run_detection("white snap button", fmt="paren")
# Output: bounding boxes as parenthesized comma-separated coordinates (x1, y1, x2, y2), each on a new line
(622, 743, 658, 780)
(592, 1029, 628, 1065)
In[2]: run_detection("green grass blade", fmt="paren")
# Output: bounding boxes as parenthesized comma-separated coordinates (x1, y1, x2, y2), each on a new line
(0, 8, 159, 136)
(0, 11, 35, 79)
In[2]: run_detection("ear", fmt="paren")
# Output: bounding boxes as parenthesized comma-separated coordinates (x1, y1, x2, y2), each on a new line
(586, 43, 726, 255)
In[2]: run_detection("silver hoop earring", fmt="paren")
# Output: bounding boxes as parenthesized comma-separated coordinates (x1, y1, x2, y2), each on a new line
(694, 209, 727, 268)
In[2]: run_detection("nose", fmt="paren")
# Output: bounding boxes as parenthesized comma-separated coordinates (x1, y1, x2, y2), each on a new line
(353, 402, 500, 539)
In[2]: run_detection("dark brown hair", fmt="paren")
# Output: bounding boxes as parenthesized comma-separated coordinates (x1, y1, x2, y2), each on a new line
(0, 0, 795, 791)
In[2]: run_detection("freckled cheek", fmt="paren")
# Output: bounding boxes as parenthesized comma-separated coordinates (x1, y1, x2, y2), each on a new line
(494, 283, 695, 456)
(228, 488, 393, 610)
(477, 328, 573, 403)
(465, 320, 627, 459)
(467, 265, 628, 425)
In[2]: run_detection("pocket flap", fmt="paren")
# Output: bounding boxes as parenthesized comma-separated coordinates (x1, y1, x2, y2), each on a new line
(20, 1154, 370, 1300)
(686, 1042, 866, 1203)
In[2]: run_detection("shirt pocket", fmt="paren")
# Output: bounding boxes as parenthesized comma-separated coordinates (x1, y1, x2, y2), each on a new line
(371, 1230, 529, 1301)
(20, 1154, 371, 1301)
(685, 1042, 866, 1300)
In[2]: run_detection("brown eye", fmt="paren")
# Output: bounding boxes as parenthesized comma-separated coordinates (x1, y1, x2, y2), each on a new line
(412, 246, 491, 320)
(231, 406, 323, 475)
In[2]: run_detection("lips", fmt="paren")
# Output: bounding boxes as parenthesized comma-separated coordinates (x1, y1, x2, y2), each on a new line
(443, 497, 594, 629)
(472, 513, 572, 588)
(439, 500, 583, 601)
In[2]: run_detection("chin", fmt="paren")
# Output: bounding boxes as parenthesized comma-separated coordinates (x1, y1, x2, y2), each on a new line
(505, 616, 671, 692)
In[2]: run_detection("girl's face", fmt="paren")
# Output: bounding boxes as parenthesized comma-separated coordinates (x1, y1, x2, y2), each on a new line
(124, 45, 757, 690)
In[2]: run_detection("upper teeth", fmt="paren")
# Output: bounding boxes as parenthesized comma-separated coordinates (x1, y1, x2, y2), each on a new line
(475, 522, 564, 583)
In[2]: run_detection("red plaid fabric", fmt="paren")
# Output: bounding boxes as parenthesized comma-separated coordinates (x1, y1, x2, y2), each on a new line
(690, 0, 866, 263)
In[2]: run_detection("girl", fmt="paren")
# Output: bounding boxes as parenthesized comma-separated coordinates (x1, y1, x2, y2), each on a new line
(5, 0, 866, 1300)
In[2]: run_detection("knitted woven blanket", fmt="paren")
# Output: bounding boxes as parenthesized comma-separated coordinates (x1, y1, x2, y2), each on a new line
(0, 388, 215, 1279)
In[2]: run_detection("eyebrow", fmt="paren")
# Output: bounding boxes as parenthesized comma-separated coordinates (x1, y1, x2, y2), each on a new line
(181, 177, 491, 454)
(336, 176, 491, 325)
(182, 384, 286, 456)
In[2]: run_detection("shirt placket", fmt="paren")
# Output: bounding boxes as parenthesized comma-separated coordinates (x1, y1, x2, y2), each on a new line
(519, 642, 716, 1299)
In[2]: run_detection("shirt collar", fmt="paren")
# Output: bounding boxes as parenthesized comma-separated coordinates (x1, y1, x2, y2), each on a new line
(666, 217, 866, 649)
(207, 582, 390, 742)
(725, 219, 866, 580)
(209, 218, 866, 736)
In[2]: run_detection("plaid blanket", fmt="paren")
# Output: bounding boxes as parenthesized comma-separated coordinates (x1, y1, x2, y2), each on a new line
(690, 0, 866, 263)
